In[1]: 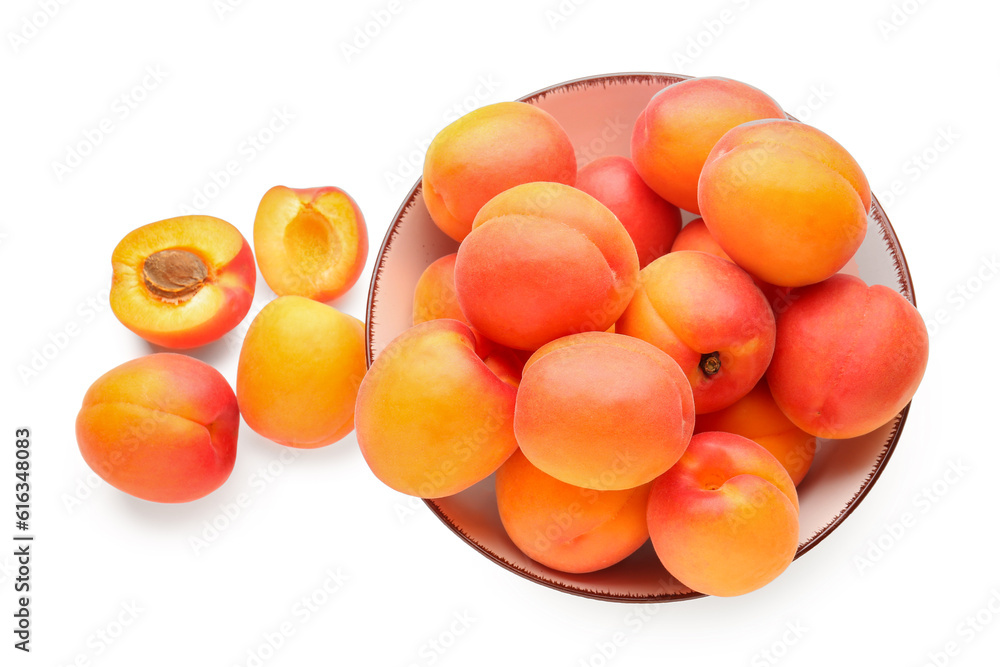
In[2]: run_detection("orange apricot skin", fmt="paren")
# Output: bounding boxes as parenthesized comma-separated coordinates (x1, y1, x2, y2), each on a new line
(766, 274, 929, 439)
(576, 155, 682, 268)
(631, 77, 785, 214)
(514, 332, 694, 491)
(75, 353, 239, 503)
(473, 333, 523, 389)
(423, 102, 577, 242)
(412, 253, 467, 326)
(411, 257, 524, 387)
(454, 182, 639, 351)
(647, 431, 799, 597)
(356, 319, 518, 498)
(671, 218, 729, 260)
(616, 250, 775, 414)
(110, 216, 256, 349)
(253, 185, 368, 302)
(698, 119, 871, 287)
(695, 379, 816, 485)
(670, 218, 793, 315)
(495, 450, 651, 574)
(237, 296, 367, 448)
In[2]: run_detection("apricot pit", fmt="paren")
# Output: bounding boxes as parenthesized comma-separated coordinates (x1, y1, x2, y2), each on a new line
(142, 249, 209, 302)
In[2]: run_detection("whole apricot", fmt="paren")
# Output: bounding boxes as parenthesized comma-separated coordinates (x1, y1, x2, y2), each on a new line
(76, 353, 239, 503)
(237, 296, 366, 448)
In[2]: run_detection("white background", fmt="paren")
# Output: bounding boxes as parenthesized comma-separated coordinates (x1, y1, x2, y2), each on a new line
(2, 0, 998, 665)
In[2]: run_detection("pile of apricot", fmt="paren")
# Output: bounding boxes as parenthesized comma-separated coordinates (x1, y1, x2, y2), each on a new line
(356, 76, 930, 597)
(77, 187, 369, 502)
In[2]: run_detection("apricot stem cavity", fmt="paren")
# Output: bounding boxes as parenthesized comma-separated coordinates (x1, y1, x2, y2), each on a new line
(701, 351, 721, 377)
(142, 249, 209, 303)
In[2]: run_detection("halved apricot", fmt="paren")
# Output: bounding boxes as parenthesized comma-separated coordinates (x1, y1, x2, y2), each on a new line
(110, 216, 255, 349)
(253, 186, 368, 301)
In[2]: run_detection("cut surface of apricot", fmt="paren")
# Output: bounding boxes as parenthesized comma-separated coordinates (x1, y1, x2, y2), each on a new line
(110, 215, 255, 349)
(254, 185, 368, 301)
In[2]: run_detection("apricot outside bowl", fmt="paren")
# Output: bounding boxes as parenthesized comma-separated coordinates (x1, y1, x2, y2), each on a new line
(366, 72, 916, 602)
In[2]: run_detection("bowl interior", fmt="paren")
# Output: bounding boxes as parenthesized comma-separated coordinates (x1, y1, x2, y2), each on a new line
(366, 72, 914, 602)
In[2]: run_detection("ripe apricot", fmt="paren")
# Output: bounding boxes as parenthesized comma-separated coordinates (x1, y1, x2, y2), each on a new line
(514, 332, 694, 491)
(647, 432, 799, 597)
(412, 253, 466, 326)
(110, 216, 255, 349)
(495, 450, 651, 574)
(695, 379, 816, 485)
(423, 101, 577, 242)
(576, 155, 681, 268)
(699, 119, 871, 287)
(767, 274, 929, 438)
(76, 353, 239, 503)
(617, 251, 775, 413)
(253, 185, 368, 301)
(455, 182, 639, 351)
(356, 319, 518, 498)
(237, 296, 366, 448)
(631, 77, 785, 213)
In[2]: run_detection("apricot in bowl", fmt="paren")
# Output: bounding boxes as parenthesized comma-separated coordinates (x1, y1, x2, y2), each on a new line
(422, 101, 577, 243)
(454, 182, 639, 351)
(356, 319, 519, 498)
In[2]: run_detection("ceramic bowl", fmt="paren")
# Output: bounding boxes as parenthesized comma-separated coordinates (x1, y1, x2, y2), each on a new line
(366, 72, 915, 602)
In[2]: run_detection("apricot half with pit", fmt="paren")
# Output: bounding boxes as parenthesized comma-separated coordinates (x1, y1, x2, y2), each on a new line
(110, 216, 256, 349)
